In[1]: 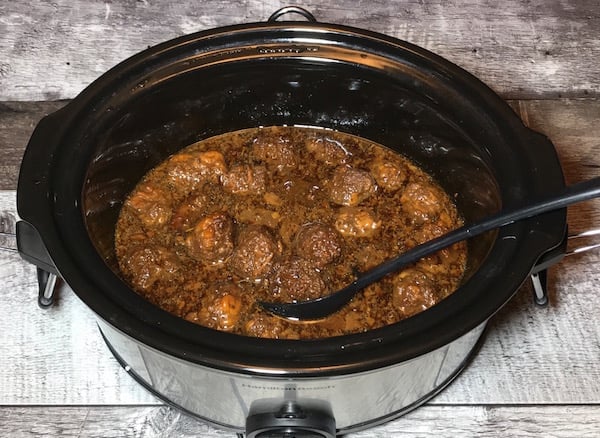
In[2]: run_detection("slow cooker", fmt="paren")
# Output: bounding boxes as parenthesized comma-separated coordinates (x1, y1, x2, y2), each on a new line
(16, 7, 568, 437)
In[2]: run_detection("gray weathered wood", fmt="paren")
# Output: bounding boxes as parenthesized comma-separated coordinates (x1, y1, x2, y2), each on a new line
(517, 99, 600, 238)
(1, 0, 599, 101)
(3, 1, 600, 436)
(0, 240, 157, 406)
(1, 405, 600, 438)
(0, 101, 67, 190)
(518, 99, 600, 182)
(0, 257, 158, 405)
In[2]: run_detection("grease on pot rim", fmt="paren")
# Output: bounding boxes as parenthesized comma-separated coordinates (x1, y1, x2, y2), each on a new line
(114, 126, 466, 339)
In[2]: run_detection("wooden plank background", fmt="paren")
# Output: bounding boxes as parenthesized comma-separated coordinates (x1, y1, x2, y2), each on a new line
(1, 0, 599, 436)
(1, 0, 599, 101)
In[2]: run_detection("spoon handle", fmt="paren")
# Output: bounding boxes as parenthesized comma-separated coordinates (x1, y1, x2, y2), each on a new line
(355, 176, 600, 289)
(262, 176, 600, 320)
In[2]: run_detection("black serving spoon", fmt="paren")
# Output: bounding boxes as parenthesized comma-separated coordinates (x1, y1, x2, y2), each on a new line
(260, 176, 600, 320)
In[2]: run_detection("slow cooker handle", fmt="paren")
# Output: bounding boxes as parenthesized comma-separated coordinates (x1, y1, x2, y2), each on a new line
(16, 106, 70, 308)
(529, 226, 567, 306)
(531, 227, 600, 306)
(523, 129, 571, 307)
(268, 6, 317, 23)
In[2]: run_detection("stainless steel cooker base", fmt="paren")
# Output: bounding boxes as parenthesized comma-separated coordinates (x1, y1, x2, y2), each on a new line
(98, 319, 487, 436)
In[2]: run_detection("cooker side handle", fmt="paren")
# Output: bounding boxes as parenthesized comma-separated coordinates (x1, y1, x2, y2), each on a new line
(17, 107, 70, 307)
(523, 129, 569, 306)
(17, 221, 59, 308)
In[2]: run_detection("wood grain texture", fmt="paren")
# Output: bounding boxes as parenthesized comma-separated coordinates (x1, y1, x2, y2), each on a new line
(1, 405, 600, 437)
(0, 193, 156, 405)
(518, 99, 600, 183)
(0, 101, 67, 190)
(1, 0, 599, 101)
(516, 99, 600, 238)
(3, 2, 600, 434)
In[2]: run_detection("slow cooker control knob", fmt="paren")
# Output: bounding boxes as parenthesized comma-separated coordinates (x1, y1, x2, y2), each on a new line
(245, 399, 335, 438)
(276, 401, 307, 419)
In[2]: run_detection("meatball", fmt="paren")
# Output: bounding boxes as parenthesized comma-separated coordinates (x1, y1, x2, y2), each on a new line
(334, 207, 381, 238)
(121, 246, 181, 291)
(251, 135, 297, 170)
(166, 150, 227, 194)
(293, 223, 342, 268)
(328, 166, 376, 206)
(369, 159, 408, 192)
(228, 226, 281, 280)
(400, 182, 447, 224)
(305, 135, 351, 166)
(391, 269, 439, 317)
(191, 282, 243, 331)
(185, 212, 234, 264)
(125, 183, 172, 229)
(221, 164, 267, 195)
(271, 258, 326, 303)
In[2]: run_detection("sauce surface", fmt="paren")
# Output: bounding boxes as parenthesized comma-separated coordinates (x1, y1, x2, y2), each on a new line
(115, 126, 466, 339)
